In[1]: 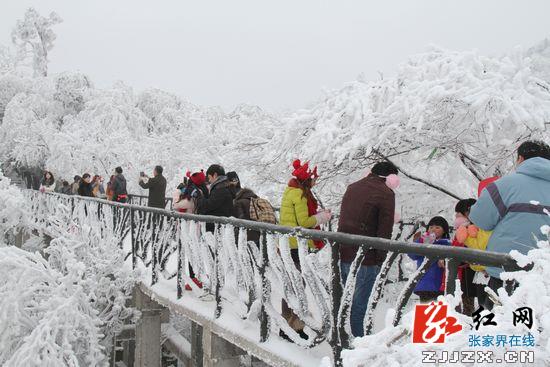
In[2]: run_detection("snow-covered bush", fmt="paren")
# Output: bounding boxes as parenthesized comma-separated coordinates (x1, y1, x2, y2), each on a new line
(0, 246, 106, 366)
(0, 192, 137, 366)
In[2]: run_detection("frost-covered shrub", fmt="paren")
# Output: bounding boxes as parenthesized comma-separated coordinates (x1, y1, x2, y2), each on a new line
(0, 193, 137, 366)
(0, 246, 106, 366)
(45, 232, 136, 340)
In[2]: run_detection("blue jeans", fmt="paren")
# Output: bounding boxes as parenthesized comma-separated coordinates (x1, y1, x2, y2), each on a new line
(340, 262, 380, 337)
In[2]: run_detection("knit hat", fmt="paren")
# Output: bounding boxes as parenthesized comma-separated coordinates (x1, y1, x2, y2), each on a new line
(427, 216, 450, 238)
(292, 159, 318, 181)
(186, 170, 206, 186)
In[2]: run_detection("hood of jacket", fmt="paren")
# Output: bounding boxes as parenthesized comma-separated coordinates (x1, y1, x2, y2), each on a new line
(210, 175, 229, 191)
(235, 188, 257, 201)
(517, 157, 550, 182)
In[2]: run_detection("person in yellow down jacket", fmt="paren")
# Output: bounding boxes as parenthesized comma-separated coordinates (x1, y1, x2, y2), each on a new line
(454, 177, 498, 309)
(278, 159, 332, 342)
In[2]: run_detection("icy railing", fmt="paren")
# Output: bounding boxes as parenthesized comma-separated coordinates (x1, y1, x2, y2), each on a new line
(25, 190, 525, 366)
(127, 194, 173, 210)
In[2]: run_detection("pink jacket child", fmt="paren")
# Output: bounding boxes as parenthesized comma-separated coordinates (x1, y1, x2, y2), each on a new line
(173, 170, 207, 213)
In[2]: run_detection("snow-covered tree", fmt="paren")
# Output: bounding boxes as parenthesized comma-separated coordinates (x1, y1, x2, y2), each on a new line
(1, 13, 549, 223)
(0, 44, 17, 76)
(54, 72, 92, 115)
(0, 74, 29, 121)
(11, 8, 62, 77)
(0, 80, 62, 168)
(0, 169, 26, 237)
(260, 45, 550, 218)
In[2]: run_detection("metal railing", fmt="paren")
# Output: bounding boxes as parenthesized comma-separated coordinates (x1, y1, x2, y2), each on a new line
(127, 194, 173, 210)
(25, 191, 525, 366)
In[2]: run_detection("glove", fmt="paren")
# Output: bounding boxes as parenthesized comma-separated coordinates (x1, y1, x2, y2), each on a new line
(421, 232, 436, 244)
(455, 226, 468, 243)
(467, 225, 479, 238)
(314, 210, 332, 226)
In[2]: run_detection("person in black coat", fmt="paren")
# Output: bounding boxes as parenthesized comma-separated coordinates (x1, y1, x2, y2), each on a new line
(138, 165, 167, 209)
(197, 164, 234, 232)
(78, 173, 94, 197)
(60, 180, 72, 195)
(112, 166, 128, 203)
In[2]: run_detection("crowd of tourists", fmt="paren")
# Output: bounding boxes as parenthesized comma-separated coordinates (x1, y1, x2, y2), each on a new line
(34, 139, 550, 341)
(38, 167, 128, 202)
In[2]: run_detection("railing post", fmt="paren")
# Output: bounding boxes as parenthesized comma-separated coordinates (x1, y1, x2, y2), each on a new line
(393, 258, 436, 327)
(202, 324, 245, 367)
(177, 236, 183, 299)
(364, 251, 399, 336)
(445, 258, 460, 295)
(214, 224, 222, 319)
(259, 232, 270, 343)
(131, 206, 136, 270)
(151, 214, 159, 285)
(330, 241, 343, 367)
(134, 287, 163, 367)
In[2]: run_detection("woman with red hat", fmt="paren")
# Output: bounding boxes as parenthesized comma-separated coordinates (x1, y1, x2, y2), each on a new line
(173, 169, 208, 291)
(278, 159, 332, 341)
(173, 170, 207, 213)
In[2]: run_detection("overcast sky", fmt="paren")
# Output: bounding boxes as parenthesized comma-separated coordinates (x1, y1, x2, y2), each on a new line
(1, 0, 550, 111)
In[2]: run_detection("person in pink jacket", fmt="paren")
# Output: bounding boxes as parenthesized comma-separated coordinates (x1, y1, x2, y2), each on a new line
(173, 170, 208, 291)
(173, 170, 207, 213)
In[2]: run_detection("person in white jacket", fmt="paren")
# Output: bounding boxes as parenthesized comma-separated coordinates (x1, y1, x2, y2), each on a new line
(39, 171, 56, 193)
